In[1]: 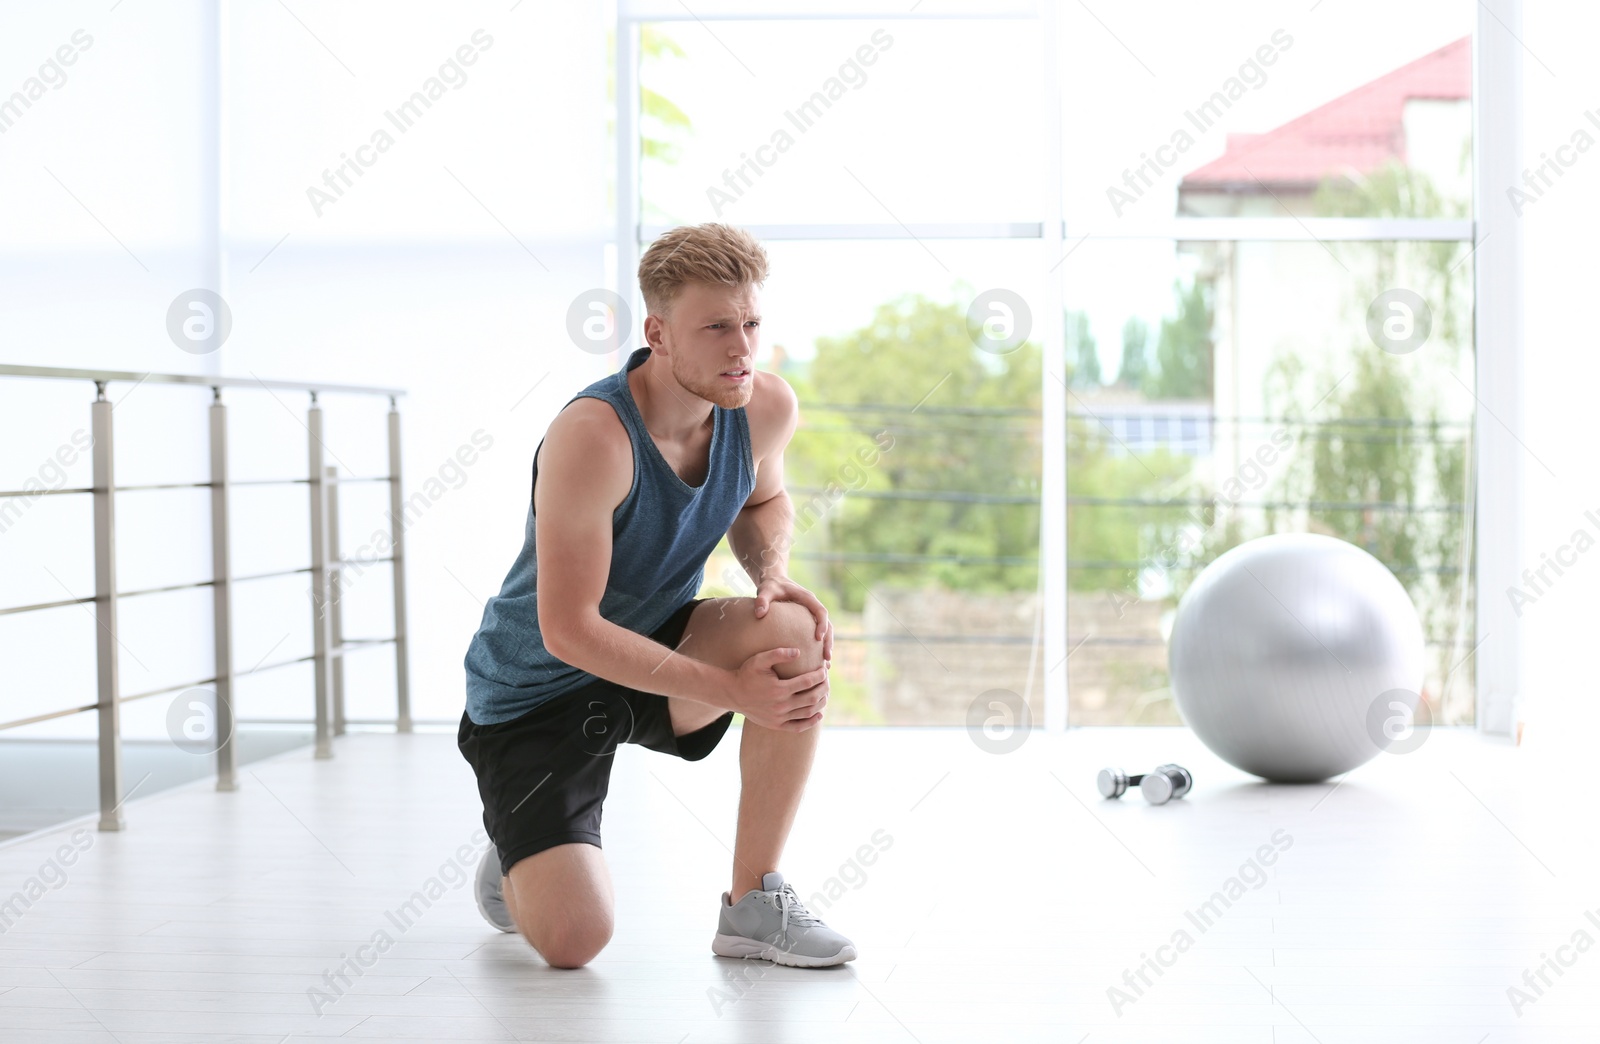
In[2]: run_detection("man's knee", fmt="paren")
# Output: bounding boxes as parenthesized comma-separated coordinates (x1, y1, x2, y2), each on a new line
(758, 600, 824, 674)
(505, 844, 614, 969)
(522, 907, 613, 969)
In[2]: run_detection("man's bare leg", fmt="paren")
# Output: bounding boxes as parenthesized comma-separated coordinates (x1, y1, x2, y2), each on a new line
(730, 715, 820, 900)
(671, 598, 827, 900)
(502, 843, 614, 969)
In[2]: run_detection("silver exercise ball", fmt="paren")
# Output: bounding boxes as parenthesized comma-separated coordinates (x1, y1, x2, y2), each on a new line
(1168, 533, 1425, 783)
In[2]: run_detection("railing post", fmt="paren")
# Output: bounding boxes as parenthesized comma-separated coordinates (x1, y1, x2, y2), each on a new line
(388, 397, 412, 733)
(326, 464, 346, 737)
(307, 393, 333, 759)
(91, 381, 124, 831)
(210, 387, 238, 790)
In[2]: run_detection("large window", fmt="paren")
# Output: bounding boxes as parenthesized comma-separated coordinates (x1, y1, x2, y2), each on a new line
(619, 0, 1478, 728)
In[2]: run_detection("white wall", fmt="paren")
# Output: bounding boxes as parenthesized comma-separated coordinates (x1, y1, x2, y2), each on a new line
(0, 0, 614, 737)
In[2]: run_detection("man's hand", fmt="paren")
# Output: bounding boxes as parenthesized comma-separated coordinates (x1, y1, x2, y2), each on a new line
(721, 648, 829, 732)
(753, 576, 833, 663)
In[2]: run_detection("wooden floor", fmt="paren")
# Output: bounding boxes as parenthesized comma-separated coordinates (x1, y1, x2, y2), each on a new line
(1, 723, 1596, 1042)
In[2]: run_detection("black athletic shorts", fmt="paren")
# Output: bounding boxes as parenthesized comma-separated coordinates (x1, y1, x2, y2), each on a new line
(458, 597, 736, 876)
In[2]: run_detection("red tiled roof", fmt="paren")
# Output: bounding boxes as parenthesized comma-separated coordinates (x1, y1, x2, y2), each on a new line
(1180, 36, 1470, 190)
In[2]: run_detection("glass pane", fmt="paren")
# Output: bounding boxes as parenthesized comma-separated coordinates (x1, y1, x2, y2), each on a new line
(1060, 238, 1475, 726)
(639, 19, 1044, 225)
(1058, 0, 1473, 223)
(692, 239, 1045, 727)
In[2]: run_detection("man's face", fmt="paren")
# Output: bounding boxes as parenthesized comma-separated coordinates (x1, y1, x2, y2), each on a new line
(651, 281, 761, 410)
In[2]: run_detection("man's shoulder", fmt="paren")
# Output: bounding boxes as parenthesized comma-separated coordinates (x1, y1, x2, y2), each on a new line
(539, 396, 633, 487)
(745, 369, 799, 455)
(548, 394, 631, 449)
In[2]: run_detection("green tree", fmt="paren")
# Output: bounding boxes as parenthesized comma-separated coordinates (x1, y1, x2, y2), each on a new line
(1249, 160, 1475, 722)
(782, 294, 1042, 613)
(1117, 317, 1150, 390)
(1066, 429, 1193, 593)
(1067, 310, 1100, 388)
(782, 294, 1192, 602)
(606, 27, 692, 217)
(751, 294, 1197, 726)
(638, 28, 692, 164)
(1149, 278, 1213, 400)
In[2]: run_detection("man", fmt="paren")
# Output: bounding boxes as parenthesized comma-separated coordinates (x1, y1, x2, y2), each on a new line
(459, 222, 855, 970)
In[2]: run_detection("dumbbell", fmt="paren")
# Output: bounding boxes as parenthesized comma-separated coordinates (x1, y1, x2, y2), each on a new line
(1096, 768, 1145, 799)
(1139, 763, 1193, 806)
(1096, 763, 1193, 804)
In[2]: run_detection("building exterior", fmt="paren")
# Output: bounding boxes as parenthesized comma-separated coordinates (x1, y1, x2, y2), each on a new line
(1176, 37, 1472, 504)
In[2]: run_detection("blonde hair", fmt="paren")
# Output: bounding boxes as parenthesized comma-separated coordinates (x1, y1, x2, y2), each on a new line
(638, 222, 769, 318)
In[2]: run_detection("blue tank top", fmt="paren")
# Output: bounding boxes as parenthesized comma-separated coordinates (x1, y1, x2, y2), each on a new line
(462, 346, 757, 725)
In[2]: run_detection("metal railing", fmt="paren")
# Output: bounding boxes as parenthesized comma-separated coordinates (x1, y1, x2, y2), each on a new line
(0, 365, 411, 831)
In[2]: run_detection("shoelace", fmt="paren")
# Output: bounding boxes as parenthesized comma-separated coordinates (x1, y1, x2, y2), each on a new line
(772, 883, 825, 937)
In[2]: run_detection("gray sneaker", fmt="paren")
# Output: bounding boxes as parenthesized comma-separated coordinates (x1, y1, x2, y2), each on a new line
(474, 845, 517, 934)
(712, 871, 857, 968)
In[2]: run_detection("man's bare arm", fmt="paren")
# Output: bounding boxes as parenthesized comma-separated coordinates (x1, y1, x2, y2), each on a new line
(728, 371, 801, 584)
(725, 376, 833, 669)
(729, 487, 794, 586)
(534, 400, 746, 709)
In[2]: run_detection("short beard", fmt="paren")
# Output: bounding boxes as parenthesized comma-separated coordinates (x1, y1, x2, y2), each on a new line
(670, 352, 752, 410)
